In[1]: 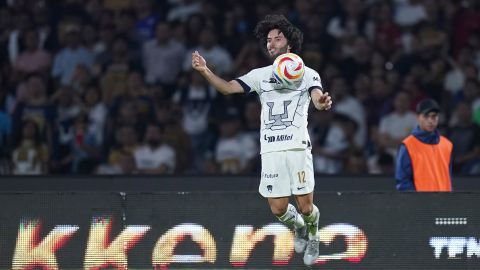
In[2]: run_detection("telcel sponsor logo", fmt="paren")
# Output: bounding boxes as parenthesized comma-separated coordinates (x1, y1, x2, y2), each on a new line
(11, 218, 368, 269)
(430, 237, 480, 259)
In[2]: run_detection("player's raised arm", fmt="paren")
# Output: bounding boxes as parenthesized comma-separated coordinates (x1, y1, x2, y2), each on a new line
(310, 88, 332, 111)
(191, 51, 244, 95)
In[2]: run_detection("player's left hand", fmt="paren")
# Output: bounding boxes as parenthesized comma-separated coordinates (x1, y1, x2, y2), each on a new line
(315, 91, 332, 110)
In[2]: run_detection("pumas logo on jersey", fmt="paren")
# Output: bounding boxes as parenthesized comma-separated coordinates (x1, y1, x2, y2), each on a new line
(262, 77, 281, 84)
(264, 134, 293, 143)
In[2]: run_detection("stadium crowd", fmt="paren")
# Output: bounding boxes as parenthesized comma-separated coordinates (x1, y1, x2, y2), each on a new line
(0, 0, 479, 175)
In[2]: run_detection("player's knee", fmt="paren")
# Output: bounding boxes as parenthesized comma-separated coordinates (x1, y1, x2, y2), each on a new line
(297, 204, 313, 215)
(270, 205, 288, 217)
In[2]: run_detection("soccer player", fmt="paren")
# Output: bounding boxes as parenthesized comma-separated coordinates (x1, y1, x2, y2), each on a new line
(192, 14, 332, 266)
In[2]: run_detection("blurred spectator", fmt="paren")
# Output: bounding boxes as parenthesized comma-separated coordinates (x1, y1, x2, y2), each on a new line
(393, 0, 427, 27)
(212, 111, 257, 174)
(167, 0, 202, 22)
(422, 58, 447, 103)
(7, 9, 32, 64)
(377, 91, 417, 158)
(143, 21, 186, 87)
(105, 100, 145, 154)
(462, 79, 480, 120)
(50, 86, 85, 174)
(51, 86, 81, 126)
(173, 71, 216, 171)
(103, 0, 131, 12)
(370, 2, 402, 57)
(364, 76, 394, 126)
(233, 41, 269, 76)
(239, 98, 261, 173)
(339, 36, 372, 84)
(447, 101, 480, 174)
(92, 23, 116, 68)
(182, 27, 233, 75)
(99, 36, 138, 105)
(52, 24, 94, 86)
(11, 119, 48, 174)
(70, 64, 93, 93)
(331, 76, 367, 148)
(0, 77, 12, 157)
(451, 0, 480, 56)
(68, 113, 101, 173)
(368, 149, 395, 174)
(97, 150, 138, 175)
(13, 28, 51, 76)
(133, 122, 176, 174)
(11, 75, 54, 146)
(117, 151, 138, 174)
(222, 5, 252, 56)
(116, 10, 138, 43)
(402, 74, 428, 110)
(110, 70, 153, 122)
(303, 14, 334, 57)
(242, 97, 261, 142)
(345, 149, 368, 174)
(108, 125, 139, 168)
(134, 0, 160, 42)
(184, 13, 206, 48)
(82, 23, 102, 57)
(310, 111, 350, 174)
(82, 84, 107, 145)
(155, 101, 192, 173)
(326, 0, 366, 40)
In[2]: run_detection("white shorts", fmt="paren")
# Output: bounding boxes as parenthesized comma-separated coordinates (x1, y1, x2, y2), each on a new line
(259, 149, 315, 198)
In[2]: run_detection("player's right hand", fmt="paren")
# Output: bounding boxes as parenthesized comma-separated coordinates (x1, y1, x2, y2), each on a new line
(192, 51, 207, 73)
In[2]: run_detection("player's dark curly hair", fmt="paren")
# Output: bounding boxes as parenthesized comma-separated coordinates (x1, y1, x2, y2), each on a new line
(254, 14, 304, 54)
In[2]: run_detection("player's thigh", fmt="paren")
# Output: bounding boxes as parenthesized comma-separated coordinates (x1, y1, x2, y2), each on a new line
(288, 149, 315, 196)
(259, 151, 292, 197)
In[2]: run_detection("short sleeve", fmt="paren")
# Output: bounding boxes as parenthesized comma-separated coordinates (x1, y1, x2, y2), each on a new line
(236, 68, 262, 94)
(306, 69, 323, 95)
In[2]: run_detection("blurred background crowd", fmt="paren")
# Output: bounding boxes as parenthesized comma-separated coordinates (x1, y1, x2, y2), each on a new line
(0, 0, 479, 175)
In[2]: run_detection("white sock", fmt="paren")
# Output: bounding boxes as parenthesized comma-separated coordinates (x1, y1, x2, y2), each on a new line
(302, 204, 320, 240)
(277, 203, 305, 229)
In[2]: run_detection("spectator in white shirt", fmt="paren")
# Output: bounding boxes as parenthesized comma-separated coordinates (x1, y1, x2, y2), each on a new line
(377, 91, 417, 157)
(134, 122, 176, 174)
(214, 112, 257, 174)
(142, 22, 186, 86)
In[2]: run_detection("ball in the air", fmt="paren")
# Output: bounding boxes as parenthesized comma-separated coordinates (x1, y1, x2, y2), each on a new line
(272, 53, 305, 86)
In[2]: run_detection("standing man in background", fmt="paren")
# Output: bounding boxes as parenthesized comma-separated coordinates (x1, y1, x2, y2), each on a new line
(396, 99, 453, 191)
(191, 14, 332, 266)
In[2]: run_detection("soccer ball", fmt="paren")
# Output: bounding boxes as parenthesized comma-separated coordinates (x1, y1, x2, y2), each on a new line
(272, 53, 305, 86)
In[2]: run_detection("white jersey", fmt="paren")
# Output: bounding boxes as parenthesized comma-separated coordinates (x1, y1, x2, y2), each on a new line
(237, 65, 323, 154)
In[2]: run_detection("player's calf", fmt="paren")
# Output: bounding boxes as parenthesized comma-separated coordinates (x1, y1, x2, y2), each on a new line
(276, 204, 307, 253)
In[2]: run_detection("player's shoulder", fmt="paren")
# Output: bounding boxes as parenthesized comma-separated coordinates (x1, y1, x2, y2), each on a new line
(250, 65, 273, 74)
(240, 65, 273, 81)
(303, 66, 321, 83)
(304, 66, 320, 77)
